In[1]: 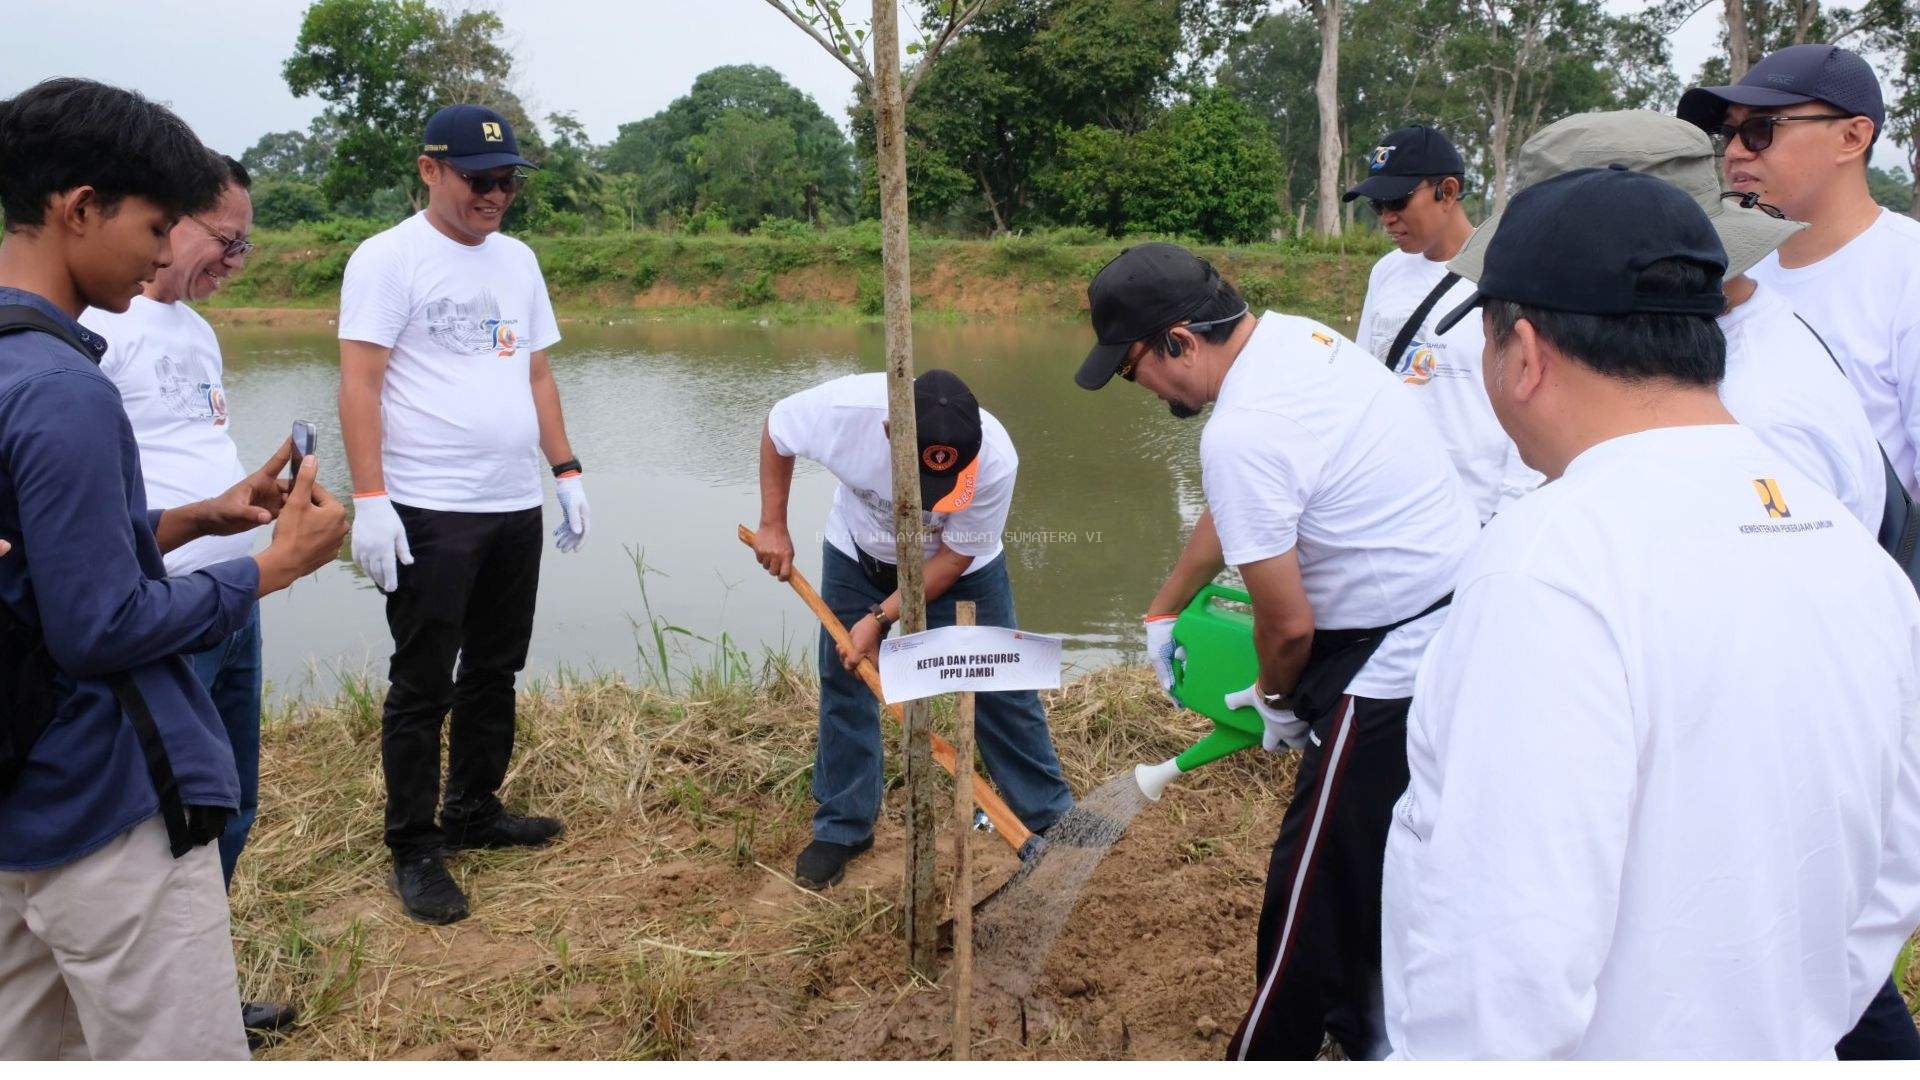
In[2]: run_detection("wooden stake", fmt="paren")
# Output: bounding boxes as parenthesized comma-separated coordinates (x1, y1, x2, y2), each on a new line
(952, 600, 976, 1062)
(870, 0, 939, 980)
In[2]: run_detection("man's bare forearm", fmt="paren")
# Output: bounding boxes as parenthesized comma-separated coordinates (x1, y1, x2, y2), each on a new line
(338, 342, 390, 495)
(530, 351, 575, 466)
(759, 422, 795, 528)
(1149, 509, 1226, 616)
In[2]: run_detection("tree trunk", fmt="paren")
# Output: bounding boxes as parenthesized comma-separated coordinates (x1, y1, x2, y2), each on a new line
(1313, 0, 1343, 237)
(1488, 100, 1512, 217)
(871, 0, 939, 980)
(1792, 0, 1817, 45)
(1726, 0, 1751, 79)
(977, 165, 1009, 236)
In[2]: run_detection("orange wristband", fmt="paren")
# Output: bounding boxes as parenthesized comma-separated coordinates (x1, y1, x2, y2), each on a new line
(353, 489, 387, 499)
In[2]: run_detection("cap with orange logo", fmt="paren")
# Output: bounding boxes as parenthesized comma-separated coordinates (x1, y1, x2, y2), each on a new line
(915, 369, 983, 513)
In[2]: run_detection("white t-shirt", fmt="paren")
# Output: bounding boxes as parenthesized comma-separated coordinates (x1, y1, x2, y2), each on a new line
(1383, 424, 1920, 1059)
(1356, 248, 1541, 519)
(338, 212, 561, 512)
(82, 296, 254, 576)
(1719, 282, 1885, 535)
(767, 372, 1014, 574)
(1749, 209, 1920, 497)
(1201, 313, 1480, 699)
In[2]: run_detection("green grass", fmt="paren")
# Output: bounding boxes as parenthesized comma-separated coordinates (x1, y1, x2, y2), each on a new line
(205, 222, 1392, 329)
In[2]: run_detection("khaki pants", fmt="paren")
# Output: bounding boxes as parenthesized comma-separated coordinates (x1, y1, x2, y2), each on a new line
(0, 816, 247, 1060)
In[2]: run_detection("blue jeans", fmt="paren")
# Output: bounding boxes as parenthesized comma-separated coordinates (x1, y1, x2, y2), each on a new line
(187, 602, 262, 890)
(812, 543, 1074, 845)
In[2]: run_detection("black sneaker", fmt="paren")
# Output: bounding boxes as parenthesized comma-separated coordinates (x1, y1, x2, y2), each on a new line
(793, 836, 874, 891)
(242, 1000, 298, 1050)
(389, 852, 470, 924)
(443, 812, 565, 851)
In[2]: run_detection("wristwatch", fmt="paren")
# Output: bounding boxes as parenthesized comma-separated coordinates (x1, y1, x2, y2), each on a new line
(867, 603, 897, 631)
(551, 458, 583, 478)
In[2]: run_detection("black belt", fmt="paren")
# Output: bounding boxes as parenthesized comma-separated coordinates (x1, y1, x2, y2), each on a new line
(853, 543, 899, 595)
(1290, 592, 1452, 727)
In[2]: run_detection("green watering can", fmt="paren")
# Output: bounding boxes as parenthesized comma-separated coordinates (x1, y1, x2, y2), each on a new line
(1135, 583, 1265, 801)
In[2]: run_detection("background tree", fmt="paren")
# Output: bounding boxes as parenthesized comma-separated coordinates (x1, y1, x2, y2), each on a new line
(284, 0, 529, 210)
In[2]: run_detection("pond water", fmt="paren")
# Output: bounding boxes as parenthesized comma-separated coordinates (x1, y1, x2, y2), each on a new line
(212, 315, 1350, 699)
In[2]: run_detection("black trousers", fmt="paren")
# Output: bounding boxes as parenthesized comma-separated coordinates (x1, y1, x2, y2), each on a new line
(1229, 694, 1409, 1061)
(380, 504, 542, 858)
(1837, 976, 1920, 1059)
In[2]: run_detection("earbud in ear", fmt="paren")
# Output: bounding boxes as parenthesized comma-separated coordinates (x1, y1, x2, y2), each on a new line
(1165, 333, 1183, 359)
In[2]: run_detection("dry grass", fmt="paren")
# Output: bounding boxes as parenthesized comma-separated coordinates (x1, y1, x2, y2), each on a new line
(232, 665, 1919, 1059)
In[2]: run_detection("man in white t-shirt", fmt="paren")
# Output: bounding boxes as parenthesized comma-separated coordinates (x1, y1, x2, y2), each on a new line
(1384, 167, 1920, 1059)
(1681, 44, 1920, 513)
(1450, 110, 1886, 536)
(753, 369, 1073, 889)
(1075, 243, 1478, 1059)
(81, 155, 300, 1046)
(1349, 124, 1538, 518)
(339, 106, 587, 926)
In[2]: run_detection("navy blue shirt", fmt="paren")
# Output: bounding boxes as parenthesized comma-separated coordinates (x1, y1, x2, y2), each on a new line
(0, 287, 259, 870)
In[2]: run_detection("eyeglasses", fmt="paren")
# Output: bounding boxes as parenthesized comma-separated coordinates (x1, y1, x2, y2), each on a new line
(1712, 113, 1853, 155)
(453, 167, 528, 196)
(189, 216, 254, 260)
(1369, 181, 1428, 216)
(1720, 190, 1788, 220)
(1118, 304, 1254, 381)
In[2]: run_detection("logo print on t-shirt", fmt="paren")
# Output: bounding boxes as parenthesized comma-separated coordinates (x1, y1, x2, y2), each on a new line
(1401, 345, 1438, 385)
(1753, 478, 1791, 519)
(424, 289, 522, 357)
(154, 350, 228, 426)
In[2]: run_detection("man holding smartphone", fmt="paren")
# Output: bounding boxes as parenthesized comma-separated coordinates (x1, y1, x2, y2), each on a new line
(81, 154, 298, 1045)
(340, 105, 586, 925)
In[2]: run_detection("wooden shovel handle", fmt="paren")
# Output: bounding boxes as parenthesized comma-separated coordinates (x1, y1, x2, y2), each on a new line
(738, 525, 1035, 852)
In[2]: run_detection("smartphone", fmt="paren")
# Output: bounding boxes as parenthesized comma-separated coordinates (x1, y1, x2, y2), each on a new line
(290, 420, 316, 476)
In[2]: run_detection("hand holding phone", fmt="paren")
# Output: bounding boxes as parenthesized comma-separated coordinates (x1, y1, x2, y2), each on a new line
(290, 420, 316, 477)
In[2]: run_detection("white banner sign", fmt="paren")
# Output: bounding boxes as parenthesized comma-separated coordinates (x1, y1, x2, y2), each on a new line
(877, 624, 1063, 704)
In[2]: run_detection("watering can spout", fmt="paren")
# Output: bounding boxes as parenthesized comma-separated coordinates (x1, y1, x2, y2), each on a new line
(1134, 758, 1182, 802)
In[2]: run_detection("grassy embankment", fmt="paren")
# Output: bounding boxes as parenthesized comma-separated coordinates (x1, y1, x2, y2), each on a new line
(233, 663, 1919, 1060)
(203, 222, 1393, 327)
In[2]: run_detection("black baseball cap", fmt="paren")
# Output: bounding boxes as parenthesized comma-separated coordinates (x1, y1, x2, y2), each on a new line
(1077, 243, 1221, 390)
(1435, 166, 1727, 336)
(1678, 44, 1885, 144)
(915, 369, 983, 513)
(1344, 125, 1466, 203)
(422, 104, 537, 171)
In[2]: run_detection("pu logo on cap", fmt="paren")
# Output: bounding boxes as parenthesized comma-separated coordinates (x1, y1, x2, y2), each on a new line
(923, 444, 959, 472)
(482, 122, 504, 142)
(1369, 145, 1394, 172)
(1753, 478, 1791, 519)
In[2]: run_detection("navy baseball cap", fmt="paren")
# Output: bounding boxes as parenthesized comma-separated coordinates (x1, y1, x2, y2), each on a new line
(1077, 243, 1222, 390)
(914, 369, 983, 513)
(422, 104, 536, 171)
(1678, 44, 1884, 144)
(1435, 166, 1727, 336)
(1344, 125, 1466, 203)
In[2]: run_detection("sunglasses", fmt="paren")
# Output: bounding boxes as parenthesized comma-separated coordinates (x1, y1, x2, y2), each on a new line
(1368, 180, 1429, 216)
(1711, 113, 1853, 155)
(452, 167, 528, 196)
(1720, 190, 1787, 220)
(190, 216, 254, 260)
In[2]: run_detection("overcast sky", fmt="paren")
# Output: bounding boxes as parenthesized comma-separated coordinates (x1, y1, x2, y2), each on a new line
(2, 0, 1895, 167)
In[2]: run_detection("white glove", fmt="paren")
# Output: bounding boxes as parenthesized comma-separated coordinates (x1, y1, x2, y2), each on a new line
(1144, 614, 1185, 704)
(351, 493, 413, 593)
(1224, 682, 1310, 752)
(553, 475, 590, 553)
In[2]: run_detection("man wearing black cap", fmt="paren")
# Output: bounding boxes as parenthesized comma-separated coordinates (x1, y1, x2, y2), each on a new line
(1381, 167, 1920, 1058)
(754, 369, 1073, 890)
(1680, 45, 1920, 502)
(1077, 243, 1479, 1059)
(1348, 125, 1538, 520)
(339, 104, 586, 924)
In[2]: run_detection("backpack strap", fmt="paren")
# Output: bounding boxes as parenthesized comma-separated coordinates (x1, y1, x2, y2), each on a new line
(1792, 313, 1917, 567)
(1383, 272, 1461, 373)
(0, 304, 197, 857)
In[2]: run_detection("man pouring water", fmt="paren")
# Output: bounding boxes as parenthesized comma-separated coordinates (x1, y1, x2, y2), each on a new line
(1073, 244, 1477, 1059)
